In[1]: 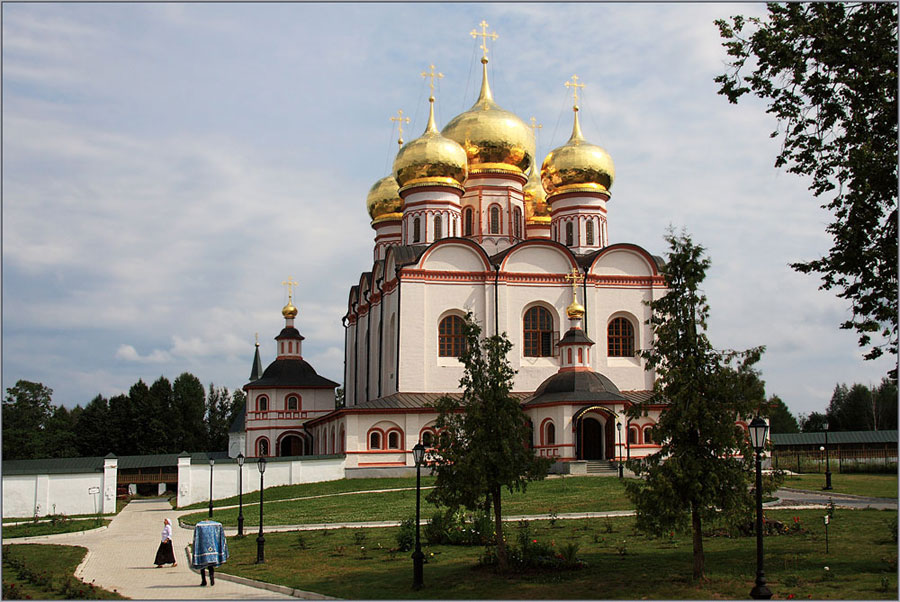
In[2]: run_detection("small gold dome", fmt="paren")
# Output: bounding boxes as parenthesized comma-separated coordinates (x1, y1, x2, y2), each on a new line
(523, 161, 550, 223)
(282, 302, 298, 319)
(366, 176, 403, 223)
(442, 59, 534, 175)
(566, 299, 585, 320)
(541, 108, 615, 198)
(393, 97, 467, 190)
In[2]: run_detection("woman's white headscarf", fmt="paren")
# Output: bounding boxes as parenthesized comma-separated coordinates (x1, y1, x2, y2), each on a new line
(162, 517, 173, 542)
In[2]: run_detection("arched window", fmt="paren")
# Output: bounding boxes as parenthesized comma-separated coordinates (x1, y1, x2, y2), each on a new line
(369, 430, 382, 450)
(586, 219, 594, 245)
(523, 306, 553, 357)
(546, 421, 556, 446)
(413, 217, 421, 243)
(608, 317, 635, 357)
(258, 438, 269, 457)
(434, 214, 442, 240)
(286, 395, 299, 411)
(422, 430, 435, 448)
(565, 222, 574, 246)
(387, 430, 401, 449)
(452, 218, 457, 237)
(489, 205, 501, 234)
(643, 427, 654, 444)
(438, 315, 465, 357)
(464, 207, 474, 236)
(257, 395, 269, 412)
(628, 427, 638, 445)
(513, 207, 522, 238)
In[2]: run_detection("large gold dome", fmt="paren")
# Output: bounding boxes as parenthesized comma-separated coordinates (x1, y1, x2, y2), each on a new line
(442, 59, 534, 175)
(523, 161, 550, 223)
(366, 176, 403, 222)
(393, 97, 467, 190)
(541, 109, 615, 198)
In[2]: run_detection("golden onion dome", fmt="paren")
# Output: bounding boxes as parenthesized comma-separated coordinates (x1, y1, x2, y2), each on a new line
(442, 58, 534, 175)
(541, 107, 615, 198)
(523, 160, 550, 224)
(393, 96, 467, 191)
(366, 176, 403, 223)
(566, 299, 586, 320)
(282, 302, 298, 319)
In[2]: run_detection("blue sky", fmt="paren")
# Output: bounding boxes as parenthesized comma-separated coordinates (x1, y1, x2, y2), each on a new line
(2, 3, 894, 418)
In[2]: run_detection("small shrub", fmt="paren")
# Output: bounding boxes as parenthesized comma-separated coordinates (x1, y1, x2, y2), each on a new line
(603, 518, 614, 533)
(396, 517, 416, 552)
(822, 566, 835, 581)
(559, 542, 580, 564)
(880, 577, 891, 593)
(548, 507, 558, 527)
(782, 574, 800, 587)
(333, 545, 345, 557)
(592, 532, 604, 544)
(294, 533, 308, 550)
(615, 539, 628, 556)
(353, 529, 368, 546)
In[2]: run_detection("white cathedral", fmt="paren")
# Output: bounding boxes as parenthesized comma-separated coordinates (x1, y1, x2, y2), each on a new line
(229, 27, 701, 471)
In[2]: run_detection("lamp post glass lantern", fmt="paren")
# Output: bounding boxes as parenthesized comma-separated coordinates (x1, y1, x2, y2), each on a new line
(256, 457, 267, 563)
(237, 453, 245, 536)
(208, 458, 215, 518)
(411, 442, 425, 590)
(616, 422, 623, 478)
(748, 416, 772, 600)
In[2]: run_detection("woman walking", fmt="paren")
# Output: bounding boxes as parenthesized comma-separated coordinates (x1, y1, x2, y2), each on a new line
(154, 517, 177, 568)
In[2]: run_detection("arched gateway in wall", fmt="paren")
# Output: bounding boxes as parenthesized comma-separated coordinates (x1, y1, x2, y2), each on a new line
(573, 405, 617, 460)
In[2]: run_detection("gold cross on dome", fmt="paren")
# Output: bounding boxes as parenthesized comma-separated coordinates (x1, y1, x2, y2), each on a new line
(390, 109, 410, 146)
(282, 277, 298, 302)
(564, 267, 584, 297)
(470, 20, 498, 60)
(420, 64, 443, 96)
(565, 74, 585, 107)
(529, 116, 542, 134)
(255, 332, 259, 345)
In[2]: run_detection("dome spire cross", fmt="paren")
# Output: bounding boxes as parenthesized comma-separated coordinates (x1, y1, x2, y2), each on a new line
(390, 109, 410, 146)
(420, 64, 443, 98)
(470, 20, 498, 63)
(564, 267, 584, 301)
(281, 277, 298, 303)
(565, 75, 585, 111)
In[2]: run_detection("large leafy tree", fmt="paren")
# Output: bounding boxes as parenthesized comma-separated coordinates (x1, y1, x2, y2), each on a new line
(2, 380, 54, 460)
(715, 3, 898, 371)
(76, 394, 112, 456)
(626, 232, 766, 580)
(428, 313, 550, 571)
(173, 373, 206, 452)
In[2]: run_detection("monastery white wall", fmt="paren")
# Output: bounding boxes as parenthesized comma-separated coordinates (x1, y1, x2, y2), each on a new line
(2, 458, 118, 518)
(175, 455, 345, 508)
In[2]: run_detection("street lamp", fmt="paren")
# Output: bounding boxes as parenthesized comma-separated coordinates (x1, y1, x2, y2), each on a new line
(748, 416, 772, 600)
(616, 422, 623, 478)
(256, 457, 267, 563)
(208, 458, 215, 518)
(237, 453, 245, 536)
(823, 423, 833, 490)
(411, 442, 426, 590)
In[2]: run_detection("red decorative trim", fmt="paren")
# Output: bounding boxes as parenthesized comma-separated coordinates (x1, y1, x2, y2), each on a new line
(358, 461, 407, 467)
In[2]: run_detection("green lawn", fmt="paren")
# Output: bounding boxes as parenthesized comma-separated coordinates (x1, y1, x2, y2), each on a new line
(180, 476, 633, 527)
(3, 518, 111, 539)
(2, 544, 125, 599)
(218, 509, 898, 599)
(782, 473, 897, 499)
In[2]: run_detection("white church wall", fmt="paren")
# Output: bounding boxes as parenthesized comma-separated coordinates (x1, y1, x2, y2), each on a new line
(591, 248, 655, 276)
(175, 455, 345, 508)
(3, 471, 110, 519)
(502, 244, 573, 275)
(420, 242, 489, 272)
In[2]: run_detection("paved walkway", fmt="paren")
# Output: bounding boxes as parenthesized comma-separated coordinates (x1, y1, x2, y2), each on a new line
(7, 498, 325, 599)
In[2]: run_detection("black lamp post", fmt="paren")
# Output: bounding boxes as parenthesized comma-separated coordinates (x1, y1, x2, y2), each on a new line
(256, 457, 267, 563)
(749, 416, 772, 600)
(411, 442, 425, 590)
(208, 458, 215, 518)
(823, 423, 833, 490)
(626, 418, 632, 463)
(237, 453, 245, 536)
(616, 422, 623, 478)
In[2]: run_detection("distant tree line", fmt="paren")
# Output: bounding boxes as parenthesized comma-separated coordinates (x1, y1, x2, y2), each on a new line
(798, 379, 897, 433)
(2, 375, 245, 461)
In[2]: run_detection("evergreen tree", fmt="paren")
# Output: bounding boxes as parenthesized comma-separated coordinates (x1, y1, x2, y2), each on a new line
(827, 383, 873, 431)
(625, 232, 765, 580)
(799, 411, 828, 433)
(44, 405, 80, 458)
(128, 380, 153, 455)
(428, 313, 550, 571)
(873, 378, 898, 431)
(206, 384, 236, 452)
(2, 380, 54, 460)
(148, 377, 174, 452)
(765, 395, 799, 434)
(173, 373, 206, 452)
(76, 394, 111, 456)
(716, 3, 898, 372)
(108, 393, 137, 455)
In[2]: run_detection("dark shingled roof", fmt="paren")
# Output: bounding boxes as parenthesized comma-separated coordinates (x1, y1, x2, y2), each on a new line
(2, 452, 235, 475)
(391, 245, 429, 268)
(247, 358, 339, 389)
(525, 370, 627, 405)
(275, 326, 304, 341)
(229, 410, 245, 433)
(559, 328, 594, 346)
(772, 430, 898, 446)
(344, 391, 532, 411)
